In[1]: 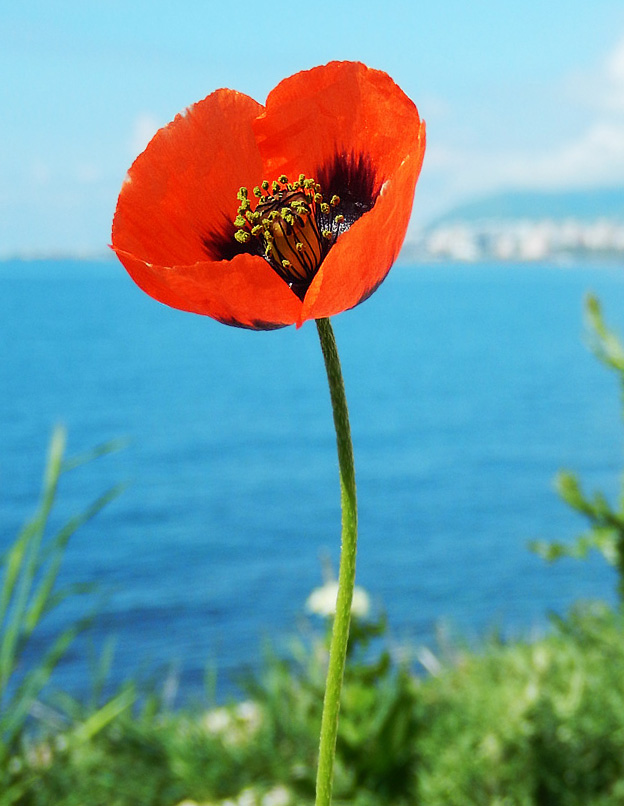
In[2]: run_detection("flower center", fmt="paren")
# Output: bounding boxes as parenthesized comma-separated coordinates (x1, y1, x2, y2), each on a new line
(234, 174, 344, 300)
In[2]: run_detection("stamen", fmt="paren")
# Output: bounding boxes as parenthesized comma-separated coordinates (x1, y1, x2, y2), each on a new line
(232, 171, 344, 300)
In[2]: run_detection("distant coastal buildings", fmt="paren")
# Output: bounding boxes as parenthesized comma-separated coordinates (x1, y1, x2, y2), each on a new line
(402, 186, 624, 263)
(407, 217, 624, 263)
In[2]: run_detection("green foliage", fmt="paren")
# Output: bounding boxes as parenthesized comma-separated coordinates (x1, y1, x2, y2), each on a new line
(240, 611, 419, 805)
(7, 601, 624, 805)
(417, 603, 624, 806)
(530, 295, 624, 602)
(0, 426, 129, 801)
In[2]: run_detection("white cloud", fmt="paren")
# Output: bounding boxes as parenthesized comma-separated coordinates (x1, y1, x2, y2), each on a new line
(130, 113, 160, 157)
(467, 121, 624, 193)
(421, 122, 624, 213)
(531, 122, 624, 186)
(422, 143, 463, 172)
(75, 162, 102, 184)
(425, 33, 624, 213)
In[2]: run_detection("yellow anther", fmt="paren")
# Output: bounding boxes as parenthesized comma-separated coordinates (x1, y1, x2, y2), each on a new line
(231, 174, 341, 298)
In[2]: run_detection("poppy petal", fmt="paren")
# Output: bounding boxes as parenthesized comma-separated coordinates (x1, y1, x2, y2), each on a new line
(253, 62, 426, 320)
(113, 89, 304, 328)
(113, 89, 264, 267)
(301, 126, 426, 323)
(114, 248, 301, 329)
(255, 61, 421, 190)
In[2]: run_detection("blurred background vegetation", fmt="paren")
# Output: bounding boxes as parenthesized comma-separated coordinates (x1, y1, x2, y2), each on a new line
(3, 295, 624, 806)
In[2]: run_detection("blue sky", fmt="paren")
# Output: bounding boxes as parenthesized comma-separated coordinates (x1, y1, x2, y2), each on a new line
(2, 0, 624, 256)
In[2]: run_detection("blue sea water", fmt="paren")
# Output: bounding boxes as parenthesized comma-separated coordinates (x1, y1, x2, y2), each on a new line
(1, 257, 624, 700)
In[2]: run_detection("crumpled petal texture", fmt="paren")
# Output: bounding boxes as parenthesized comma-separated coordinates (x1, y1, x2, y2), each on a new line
(112, 61, 426, 330)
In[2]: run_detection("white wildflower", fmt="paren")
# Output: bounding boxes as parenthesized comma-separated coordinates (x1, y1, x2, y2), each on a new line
(202, 700, 262, 745)
(261, 785, 292, 805)
(203, 707, 232, 734)
(305, 580, 370, 619)
(234, 700, 262, 732)
(235, 789, 256, 806)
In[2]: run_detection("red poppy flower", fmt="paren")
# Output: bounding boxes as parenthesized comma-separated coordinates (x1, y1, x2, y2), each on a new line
(112, 61, 426, 330)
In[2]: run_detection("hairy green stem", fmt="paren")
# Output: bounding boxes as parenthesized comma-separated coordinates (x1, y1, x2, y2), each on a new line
(314, 317, 358, 806)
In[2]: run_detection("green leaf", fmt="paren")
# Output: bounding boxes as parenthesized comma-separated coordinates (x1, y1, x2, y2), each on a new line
(0, 621, 83, 748)
(556, 472, 593, 515)
(585, 294, 624, 372)
(72, 685, 135, 743)
(24, 482, 126, 634)
(0, 426, 126, 751)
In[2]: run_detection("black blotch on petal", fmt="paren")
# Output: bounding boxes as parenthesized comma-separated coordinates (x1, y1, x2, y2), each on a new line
(202, 217, 259, 261)
(316, 152, 380, 229)
(215, 315, 288, 331)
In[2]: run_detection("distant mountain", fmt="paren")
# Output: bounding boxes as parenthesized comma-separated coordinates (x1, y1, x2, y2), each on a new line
(433, 187, 624, 225)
